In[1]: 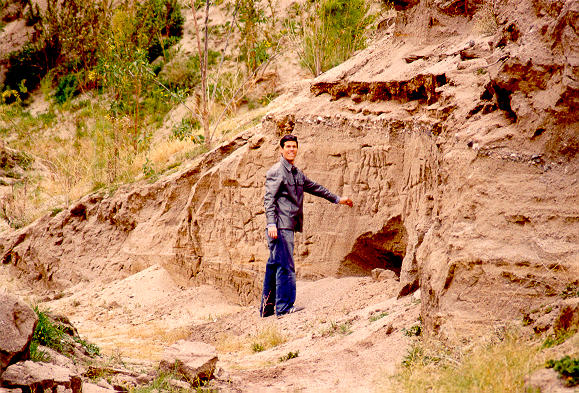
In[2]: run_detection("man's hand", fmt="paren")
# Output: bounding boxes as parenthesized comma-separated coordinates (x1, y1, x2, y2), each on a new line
(339, 197, 354, 207)
(267, 226, 278, 239)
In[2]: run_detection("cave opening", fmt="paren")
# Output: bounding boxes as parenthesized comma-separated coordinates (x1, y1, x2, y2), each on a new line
(337, 216, 408, 277)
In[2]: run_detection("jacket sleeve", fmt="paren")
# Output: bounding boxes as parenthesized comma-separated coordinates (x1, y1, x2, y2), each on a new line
(303, 175, 340, 204)
(264, 168, 283, 227)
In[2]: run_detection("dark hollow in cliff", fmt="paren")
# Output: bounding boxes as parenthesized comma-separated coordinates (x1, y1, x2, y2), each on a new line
(337, 216, 408, 277)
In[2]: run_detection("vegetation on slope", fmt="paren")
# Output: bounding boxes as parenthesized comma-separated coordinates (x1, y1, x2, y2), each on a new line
(0, 0, 380, 229)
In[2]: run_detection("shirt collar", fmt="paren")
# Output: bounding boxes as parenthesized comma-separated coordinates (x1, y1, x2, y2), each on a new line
(280, 157, 295, 172)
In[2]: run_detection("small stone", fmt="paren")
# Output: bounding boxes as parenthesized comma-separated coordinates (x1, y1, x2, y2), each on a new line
(135, 374, 154, 385)
(82, 383, 115, 393)
(159, 341, 218, 382)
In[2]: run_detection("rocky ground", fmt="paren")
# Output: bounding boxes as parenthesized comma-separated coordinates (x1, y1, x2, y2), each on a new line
(1, 264, 423, 392)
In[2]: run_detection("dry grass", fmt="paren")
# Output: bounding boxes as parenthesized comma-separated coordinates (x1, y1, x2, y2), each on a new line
(82, 321, 193, 361)
(249, 323, 287, 352)
(216, 332, 246, 353)
(216, 322, 287, 354)
(380, 331, 549, 393)
(473, 5, 499, 36)
(0, 79, 274, 231)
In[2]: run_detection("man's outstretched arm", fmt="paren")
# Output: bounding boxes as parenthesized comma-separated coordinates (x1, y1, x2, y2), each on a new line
(304, 176, 353, 207)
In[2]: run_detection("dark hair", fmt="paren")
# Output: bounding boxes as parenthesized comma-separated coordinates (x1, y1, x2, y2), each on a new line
(280, 134, 298, 148)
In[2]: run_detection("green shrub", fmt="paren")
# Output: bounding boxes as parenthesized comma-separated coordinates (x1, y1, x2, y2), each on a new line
(5, 43, 53, 94)
(403, 324, 422, 337)
(29, 341, 50, 362)
(279, 350, 299, 362)
(73, 337, 101, 357)
(287, 0, 374, 76)
(546, 356, 579, 387)
(32, 306, 66, 352)
(55, 74, 79, 104)
(322, 320, 353, 336)
(251, 342, 265, 352)
(542, 329, 576, 349)
(235, 0, 275, 72)
(135, 0, 184, 62)
(561, 283, 579, 299)
(171, 118, 201, 141)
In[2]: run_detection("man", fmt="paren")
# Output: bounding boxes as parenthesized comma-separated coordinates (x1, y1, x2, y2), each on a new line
(261, 134, 353, 317)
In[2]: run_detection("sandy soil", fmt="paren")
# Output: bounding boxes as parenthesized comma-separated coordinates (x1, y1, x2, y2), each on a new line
(31, 263, 420, 392)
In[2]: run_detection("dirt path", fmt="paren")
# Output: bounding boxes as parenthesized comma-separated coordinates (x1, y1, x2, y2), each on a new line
(37, 265, 420, 392)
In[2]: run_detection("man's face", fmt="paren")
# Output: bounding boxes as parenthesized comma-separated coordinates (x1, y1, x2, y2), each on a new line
(280, 141, 298, 164)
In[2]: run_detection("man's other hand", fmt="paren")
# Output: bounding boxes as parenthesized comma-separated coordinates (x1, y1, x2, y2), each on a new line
(339, 197, 354, 207)
(268, 226, 278, 239)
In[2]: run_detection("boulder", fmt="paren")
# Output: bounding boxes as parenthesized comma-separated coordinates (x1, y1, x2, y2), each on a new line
(371, 268, 398, 281)
(159, 341, 217, 383)
(0, 293, 37, 373)
(1, 361, 82, 393)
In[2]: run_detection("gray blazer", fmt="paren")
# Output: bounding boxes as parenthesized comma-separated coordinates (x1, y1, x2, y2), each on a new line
(264, 157, 339, 232)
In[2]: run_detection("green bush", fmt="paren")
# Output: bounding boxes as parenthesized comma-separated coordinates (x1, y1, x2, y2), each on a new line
(5, 43, 54, 94)
(32, 306, 66, 352)
(403, 324, 422, 337)
(546, 356, 579, 387)
(135, 0, 184, 62)
(287, 0, 374, 76)
(542, 329, 576, 349)
(55, 74, 79, 104)
(171, 118, 202, 141)
(279, 350, 299, 362)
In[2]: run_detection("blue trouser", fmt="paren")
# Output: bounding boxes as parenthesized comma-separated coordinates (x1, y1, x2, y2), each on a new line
(260, 229, 295, 317)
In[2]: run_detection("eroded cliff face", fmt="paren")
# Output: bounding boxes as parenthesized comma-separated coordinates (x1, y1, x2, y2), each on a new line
(1, 0, 577, 336)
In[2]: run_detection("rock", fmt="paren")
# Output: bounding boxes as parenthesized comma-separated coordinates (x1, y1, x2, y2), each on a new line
(525, 368, 574, 393)
(533, 313, 553, 334)
(434, 0, 484, 15)
(0, 389, 22, 393)
(109, 374, 138, 390)
(159, 341, 218, 383)
(82, 383, 115, 393)
(392, 0, 420, 11)
(371, 268, 398, 281)
(0, 292, 37, 373)
(135, 374, 154, 385)
(36, 346, 76, 370)
(1, 361, 82, 393)
(554, 298, 579, 332)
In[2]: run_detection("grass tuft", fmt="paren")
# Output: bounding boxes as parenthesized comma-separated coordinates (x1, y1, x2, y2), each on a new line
(321, 320, 353, 336)
(369, 311, 389, 322)
(383, 331, 548, 393)
(249, 324, 286, 353)
(542, 329, 576, 349)
(279, 350, 299, 362)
